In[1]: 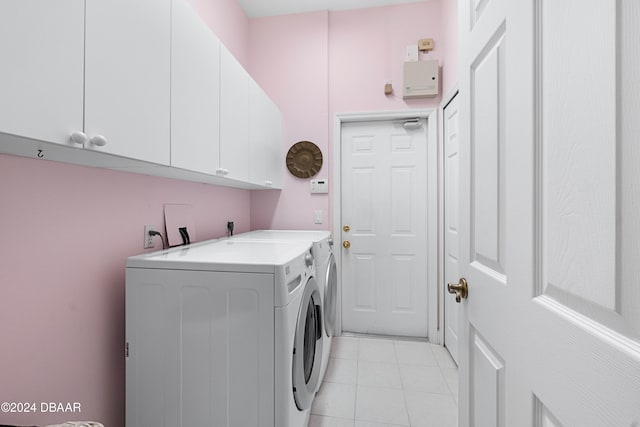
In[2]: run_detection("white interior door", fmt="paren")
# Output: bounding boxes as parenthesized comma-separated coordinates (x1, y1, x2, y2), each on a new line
(442, 94, 460, 365)
(456, 0, 640, 426)
(340, 118, 428, 337)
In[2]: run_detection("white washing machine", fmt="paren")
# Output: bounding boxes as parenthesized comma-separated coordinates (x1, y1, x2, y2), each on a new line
(230, 230, 337, 388)
(125, 239, 323, 427)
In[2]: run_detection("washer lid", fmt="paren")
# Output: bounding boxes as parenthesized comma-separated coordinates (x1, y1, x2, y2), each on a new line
(231, 230, 333, 260)
(232, 230, 331, 242)
(126, 239, 312, 273)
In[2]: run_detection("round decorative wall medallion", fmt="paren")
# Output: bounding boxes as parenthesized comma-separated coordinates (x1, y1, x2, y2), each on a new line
(286, 141, 323, 178)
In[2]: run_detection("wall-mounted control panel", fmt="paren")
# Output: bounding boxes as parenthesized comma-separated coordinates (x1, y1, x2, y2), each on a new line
(403, 59, 439, 98)
(310, 178, 329, 194)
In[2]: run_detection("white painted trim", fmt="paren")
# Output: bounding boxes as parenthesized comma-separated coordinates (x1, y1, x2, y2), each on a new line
(441, 85, 460, 112)
(332, 108, 439, 341)
(436, 86, 459, 346)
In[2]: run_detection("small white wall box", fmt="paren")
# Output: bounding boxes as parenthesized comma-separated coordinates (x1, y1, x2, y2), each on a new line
(310, 178, 329, 194)
(405, 44, 419, 62)
(403, 60, 439, 98)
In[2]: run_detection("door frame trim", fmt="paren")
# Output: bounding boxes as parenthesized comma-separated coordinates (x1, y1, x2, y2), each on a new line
(332, 108, 438, 341)
(437, 86, 459, 346)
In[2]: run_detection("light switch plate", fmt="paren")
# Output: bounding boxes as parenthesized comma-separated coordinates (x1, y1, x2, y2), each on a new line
(406, 45, 419, 62)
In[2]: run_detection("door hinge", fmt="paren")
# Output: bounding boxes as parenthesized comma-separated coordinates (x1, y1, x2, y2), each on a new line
(125, 342, 130, 358)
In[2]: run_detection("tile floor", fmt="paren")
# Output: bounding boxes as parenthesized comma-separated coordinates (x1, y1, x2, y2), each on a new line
(309, 335, 458, 427)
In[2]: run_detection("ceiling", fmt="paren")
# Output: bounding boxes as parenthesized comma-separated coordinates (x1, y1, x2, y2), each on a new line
(238, 0, 427, 18)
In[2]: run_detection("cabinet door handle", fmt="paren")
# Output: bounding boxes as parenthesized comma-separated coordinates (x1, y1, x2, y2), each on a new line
(90, 135, 108, 147)
(70, 131, 88, 146)
(216, 168, 229, 176)
(264, 180, 273, 186)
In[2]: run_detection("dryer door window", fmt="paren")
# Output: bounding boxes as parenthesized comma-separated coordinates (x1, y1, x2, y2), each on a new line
(303, 298, 319, 382)
(324, 253, 337, 337)
(292, 276, 323, 410)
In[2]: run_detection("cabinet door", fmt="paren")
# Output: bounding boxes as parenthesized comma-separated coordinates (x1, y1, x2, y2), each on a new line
(249, 80, 283, 188)
(0, 0, 84, 146)
(126, 268, 275, 426)
(265, 95, 283, 188)
(220, 46, 249, 182)
(84, 0, 171, 164)
(171, 0, 220, 174)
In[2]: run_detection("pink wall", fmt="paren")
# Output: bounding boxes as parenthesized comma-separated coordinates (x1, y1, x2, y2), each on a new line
(249, 1, 444, 230)
(0, 155, 250, 426)
(440, 0, 458, 95)
(249, 11, 331, 230)
(328, 1, 442, 113)
(186, 0, 250, 66)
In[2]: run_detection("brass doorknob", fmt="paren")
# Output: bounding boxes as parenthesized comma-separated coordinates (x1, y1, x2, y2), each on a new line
(343, 225, 350, 232)
(447, 277, 468, 303)
(343, 240, 351, 249)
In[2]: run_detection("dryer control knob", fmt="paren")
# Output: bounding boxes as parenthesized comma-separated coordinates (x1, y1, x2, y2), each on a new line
(305, 253, 314, 267)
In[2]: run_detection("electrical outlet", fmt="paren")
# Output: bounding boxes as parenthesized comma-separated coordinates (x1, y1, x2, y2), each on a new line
(144, 225, 157, 249)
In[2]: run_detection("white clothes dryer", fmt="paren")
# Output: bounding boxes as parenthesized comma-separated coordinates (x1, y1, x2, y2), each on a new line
(231, 230, 337, 388)
(125, 239, 323, 427)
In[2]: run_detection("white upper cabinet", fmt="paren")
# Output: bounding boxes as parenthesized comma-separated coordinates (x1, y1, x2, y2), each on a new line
(84, 0, 171, 165)
(171, 0, 221, 175)
(249, 80, 283, 188)
(0, 0, 84, 146)
(219, 45, 250, 182)
(0, 0, 282, 189)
